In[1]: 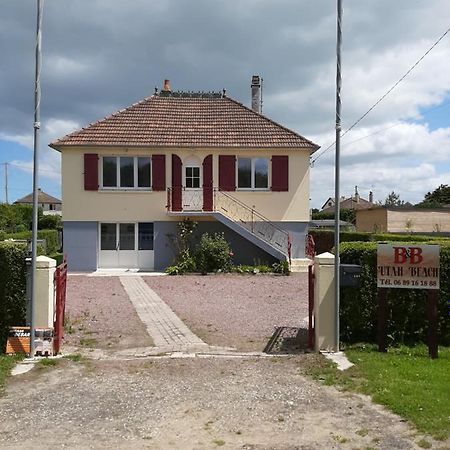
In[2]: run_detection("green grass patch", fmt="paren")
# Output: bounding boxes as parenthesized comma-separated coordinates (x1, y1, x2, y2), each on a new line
(309, 345, 450, 440)
(37, 358, 59, 368)
(0, 354, 22, 395)
(63, 354, 83, 362)
(79, 337, 98, 348)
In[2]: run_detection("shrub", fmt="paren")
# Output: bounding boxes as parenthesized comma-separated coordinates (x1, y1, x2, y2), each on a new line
(166, 250, 196, 275)
(195, 232, 233, 273)
(0, 242, 28, 352)
(339, 241, 450, 345)
(38, 215, 61, 230)
(2, 229, 60, 255)
(309, 229, 449, 255)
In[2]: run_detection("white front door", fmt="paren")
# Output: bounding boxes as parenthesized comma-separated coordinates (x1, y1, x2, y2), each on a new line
(98, 222, 154, 270)
(183, 165, 202, 211)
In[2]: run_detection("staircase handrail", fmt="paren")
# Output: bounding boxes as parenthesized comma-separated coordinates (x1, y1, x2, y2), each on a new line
(214, 189, 291, 262)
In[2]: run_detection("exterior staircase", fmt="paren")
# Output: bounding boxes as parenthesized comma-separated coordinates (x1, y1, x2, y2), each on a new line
(167, 188, 291, 262)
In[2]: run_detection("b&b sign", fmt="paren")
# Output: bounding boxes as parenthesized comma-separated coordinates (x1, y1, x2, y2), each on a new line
(377, 244, 440, 289)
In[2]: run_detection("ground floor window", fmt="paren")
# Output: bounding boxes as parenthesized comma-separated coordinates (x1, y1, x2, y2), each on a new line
(99, 222, 154, 269)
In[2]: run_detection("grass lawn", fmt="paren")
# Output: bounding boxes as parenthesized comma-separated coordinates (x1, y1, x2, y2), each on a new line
(307, 345, 450, 440)
(0, 354, 21, 395)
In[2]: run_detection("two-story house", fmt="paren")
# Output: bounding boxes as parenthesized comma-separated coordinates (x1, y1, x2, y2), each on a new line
(50, 77, 319, 271)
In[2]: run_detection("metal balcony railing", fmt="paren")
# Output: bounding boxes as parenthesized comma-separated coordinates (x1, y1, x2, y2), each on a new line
(166, 187, 291, 261)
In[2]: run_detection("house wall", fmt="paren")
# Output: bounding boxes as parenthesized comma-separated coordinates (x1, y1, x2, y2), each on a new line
(387, 209, 450, 233)
(61, 146, 310, 223)
(63, 221, 98, 271)
(355, 208, 387, 232)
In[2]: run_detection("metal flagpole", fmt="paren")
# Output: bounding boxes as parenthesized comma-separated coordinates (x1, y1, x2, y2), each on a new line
(334, 0, 343, 352)
(4, 163, 8, 204)
(30, 0, 43, 357)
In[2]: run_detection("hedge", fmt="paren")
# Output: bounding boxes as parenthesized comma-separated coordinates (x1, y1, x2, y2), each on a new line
(310, 229, 450, 255)
(0, 242, 28, 352)
(1, 229, 60, 255)
(339, 241, 450, 346)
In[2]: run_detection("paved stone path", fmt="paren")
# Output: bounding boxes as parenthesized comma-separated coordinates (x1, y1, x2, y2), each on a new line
(120, 276, 208, 350)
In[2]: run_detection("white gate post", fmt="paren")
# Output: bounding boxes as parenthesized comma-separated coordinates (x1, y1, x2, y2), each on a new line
(314, 252, 338, 352)
(35, 255, 57, 328)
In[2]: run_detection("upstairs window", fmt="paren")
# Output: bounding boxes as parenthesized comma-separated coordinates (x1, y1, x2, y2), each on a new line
(237, 157, 269, 189)
(101, 156, 151, 189)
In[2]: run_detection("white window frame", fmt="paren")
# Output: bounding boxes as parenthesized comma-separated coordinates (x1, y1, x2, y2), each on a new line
(236, 157, 270, 191)
(100, 156, 152, 190)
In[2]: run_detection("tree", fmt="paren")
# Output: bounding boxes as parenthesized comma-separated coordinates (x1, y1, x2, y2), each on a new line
(383, 191, 405, 206)
(418, 184, 450, 207)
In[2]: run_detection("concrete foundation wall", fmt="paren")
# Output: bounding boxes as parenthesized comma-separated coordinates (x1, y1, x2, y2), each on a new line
(64, 219, 308, 271)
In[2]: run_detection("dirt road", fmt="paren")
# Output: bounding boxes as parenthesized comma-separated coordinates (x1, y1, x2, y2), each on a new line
(0, 356, 430, 450)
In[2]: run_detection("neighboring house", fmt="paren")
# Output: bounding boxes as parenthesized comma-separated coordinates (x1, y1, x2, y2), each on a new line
(14, 188, 62, 215)
(356, 207, 450, 233)
(50, 77, 319, 271)
(320, 187, 373, 213)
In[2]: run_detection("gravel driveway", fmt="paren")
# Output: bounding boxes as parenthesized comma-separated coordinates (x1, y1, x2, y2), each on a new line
(144, 274, 309, 351)
(0, 356, 430, 450)
(65, 275, 153, 350)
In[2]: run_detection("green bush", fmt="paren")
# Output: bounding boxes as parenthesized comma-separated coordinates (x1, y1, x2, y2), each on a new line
(339, 241, 450, 345)
(38, 215, 61, 230)
(0, 242, 28, 352)
(2, 229, 60, 255)
(309, 229, 449, 255)
(195, 232, 232, 273)
(166, 250, 196, 275)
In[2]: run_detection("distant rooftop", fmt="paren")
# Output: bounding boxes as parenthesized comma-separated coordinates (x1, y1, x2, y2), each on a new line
(14, 189, 61, 205)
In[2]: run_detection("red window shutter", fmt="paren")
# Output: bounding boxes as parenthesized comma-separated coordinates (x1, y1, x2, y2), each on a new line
(152, 155, 166, 191)
(171, 154, 182, 211)
(202, 155, 213, 211)
(271, 155, 289, 191)
(219, 155, 236, 191)
(84, 154, 98, 191)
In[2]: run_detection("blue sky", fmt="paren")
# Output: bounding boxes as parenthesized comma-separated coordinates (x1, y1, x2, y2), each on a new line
(0, 140, 61, 203)
(1, 1, 449, 208)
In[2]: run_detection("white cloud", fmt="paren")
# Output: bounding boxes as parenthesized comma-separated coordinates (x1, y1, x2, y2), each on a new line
(0, 133, 33, 149)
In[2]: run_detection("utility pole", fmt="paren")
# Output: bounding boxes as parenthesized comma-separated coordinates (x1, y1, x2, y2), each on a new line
(0, 163, 8, 204)
(30, 0, 43, 357)
(334, 0, 343, 352)
(5, 163, 8, 204)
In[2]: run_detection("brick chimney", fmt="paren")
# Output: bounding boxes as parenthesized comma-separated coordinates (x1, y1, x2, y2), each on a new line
(354, 185, 360, 204)
(251, 75, 261, 113)
(162, 79, 171, 92)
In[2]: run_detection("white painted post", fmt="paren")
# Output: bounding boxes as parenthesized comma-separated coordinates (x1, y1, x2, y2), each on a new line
(314, 252, 338, 352)
(34, 256, 57, 329)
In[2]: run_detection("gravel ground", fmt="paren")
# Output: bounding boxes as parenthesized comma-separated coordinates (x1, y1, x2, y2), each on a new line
(65, 275, 153, 350)
(144, 274, 309, 351)
(0, 356, 433, 450)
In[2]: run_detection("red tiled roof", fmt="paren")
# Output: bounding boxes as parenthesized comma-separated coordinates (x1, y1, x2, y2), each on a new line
(50, 93, 319, 151)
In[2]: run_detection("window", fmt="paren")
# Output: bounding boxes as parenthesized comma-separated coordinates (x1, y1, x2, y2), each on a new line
(138, 223, 154, 250)
(237, 157, 269, 189)
(101, 156, 151, 189)
(185, 166, 200, 188)
(119, 223, 135, 250)
(100, 223, 117, 250)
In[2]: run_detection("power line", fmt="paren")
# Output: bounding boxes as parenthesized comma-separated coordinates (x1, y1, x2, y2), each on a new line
(311, 25, 450, 165)
(0, 161, 60, 175)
